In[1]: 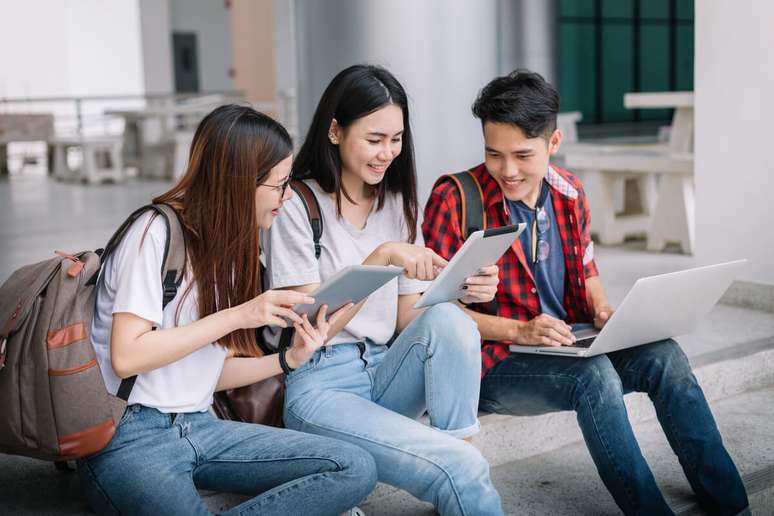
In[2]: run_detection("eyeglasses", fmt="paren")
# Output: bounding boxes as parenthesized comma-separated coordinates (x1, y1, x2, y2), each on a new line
(531, 206, 550, 264)
(260, 176, 291, 196)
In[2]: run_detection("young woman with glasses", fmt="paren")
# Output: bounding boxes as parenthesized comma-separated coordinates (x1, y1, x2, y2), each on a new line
(77, 105, 377, 516)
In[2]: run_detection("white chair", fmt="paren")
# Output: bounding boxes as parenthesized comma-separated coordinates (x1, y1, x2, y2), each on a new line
(52, 136, 124, 184)
(555, 110, 662, 248)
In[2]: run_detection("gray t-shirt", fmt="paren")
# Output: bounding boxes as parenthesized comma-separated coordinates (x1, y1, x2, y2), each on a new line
(262, 179, 426, 345)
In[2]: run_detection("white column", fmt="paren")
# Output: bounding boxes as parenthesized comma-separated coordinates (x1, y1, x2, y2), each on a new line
(694, 0, 774, 284)
(294, 0, 500, 203)
(498, 0, 558, 83)
(139, 0, 173, 95)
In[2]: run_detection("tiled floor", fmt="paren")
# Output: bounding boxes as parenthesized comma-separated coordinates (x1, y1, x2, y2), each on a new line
(2, 175, 174, 283)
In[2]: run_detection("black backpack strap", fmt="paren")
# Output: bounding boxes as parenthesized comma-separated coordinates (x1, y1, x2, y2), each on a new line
(290, 179, 323, 259)
(106, 204, 186, 402)
(434, 170, 487, 240)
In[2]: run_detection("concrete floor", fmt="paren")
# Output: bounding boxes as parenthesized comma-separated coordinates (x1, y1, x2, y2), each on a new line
(360, 385, 774, 515)
(2, 174, 773, 515)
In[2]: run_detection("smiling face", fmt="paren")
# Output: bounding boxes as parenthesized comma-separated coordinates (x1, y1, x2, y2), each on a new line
(331, 103, 404, 190)
(483, 122, 562, 207)
(254, 154, 293, 229)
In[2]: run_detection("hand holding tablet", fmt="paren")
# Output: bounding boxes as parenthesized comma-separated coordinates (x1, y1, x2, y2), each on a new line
(292, 265, 404, 320)
(414, 224, 525, 309)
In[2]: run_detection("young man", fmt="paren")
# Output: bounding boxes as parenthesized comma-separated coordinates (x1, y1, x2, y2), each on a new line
(422, 70, 749, 516)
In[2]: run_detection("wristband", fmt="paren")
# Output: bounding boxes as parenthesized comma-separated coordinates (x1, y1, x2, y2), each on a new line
(279, 346, 296, 374)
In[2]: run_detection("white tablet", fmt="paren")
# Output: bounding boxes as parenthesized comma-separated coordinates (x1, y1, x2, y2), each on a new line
(414, 224, 525, 309)
(294, 265, 404, 320)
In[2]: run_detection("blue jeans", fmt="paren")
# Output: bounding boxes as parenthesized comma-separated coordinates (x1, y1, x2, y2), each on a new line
(76, 405, 377, 516)
(284, 303, 504, 516)
(480, 338, 749, 516)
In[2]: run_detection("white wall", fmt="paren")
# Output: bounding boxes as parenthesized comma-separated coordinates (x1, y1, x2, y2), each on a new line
(0, 0, 146, 134)
(0, 0, 144, 98)
(139, 0, 174, 95)
(498, 0, 557, 83)
(694, 0, 774, 285)
(169, 0, 235, 93)
(294, 0, 500, 203)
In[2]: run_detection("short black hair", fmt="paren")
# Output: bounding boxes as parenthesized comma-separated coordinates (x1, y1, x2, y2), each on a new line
(472, 69, 560, 139)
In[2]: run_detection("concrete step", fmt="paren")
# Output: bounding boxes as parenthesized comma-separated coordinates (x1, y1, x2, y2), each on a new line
(474, 331, 774, 470)
(359, 292, 774, 510)
(361, 385, 774, 515)
(202, 302, 774, 513)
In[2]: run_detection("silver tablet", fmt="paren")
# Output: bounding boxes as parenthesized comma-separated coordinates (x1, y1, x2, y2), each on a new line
(414, 224, 525, 309)
(294, 265, 404, 320)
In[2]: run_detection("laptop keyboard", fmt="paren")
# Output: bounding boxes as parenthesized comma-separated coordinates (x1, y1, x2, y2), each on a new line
(570, 337, 595, 348)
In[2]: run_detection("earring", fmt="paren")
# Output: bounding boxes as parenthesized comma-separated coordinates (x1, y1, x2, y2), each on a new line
(328, 132, 339, 145)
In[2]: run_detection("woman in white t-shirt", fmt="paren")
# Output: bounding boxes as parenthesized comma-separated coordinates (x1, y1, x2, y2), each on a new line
(263, 66, 504, 516)
(76, 105, 377, 516)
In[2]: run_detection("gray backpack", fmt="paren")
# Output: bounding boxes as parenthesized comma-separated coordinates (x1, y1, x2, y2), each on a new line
(0, 204, 185, 461)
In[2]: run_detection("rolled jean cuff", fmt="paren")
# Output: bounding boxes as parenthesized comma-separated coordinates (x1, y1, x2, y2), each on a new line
(431, 419, 480, 439)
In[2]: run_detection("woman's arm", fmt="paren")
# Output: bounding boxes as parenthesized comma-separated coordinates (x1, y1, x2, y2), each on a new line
(216, 304, 349, 390)
(110, 290, 314, 379)
(216, 354, 283, 391)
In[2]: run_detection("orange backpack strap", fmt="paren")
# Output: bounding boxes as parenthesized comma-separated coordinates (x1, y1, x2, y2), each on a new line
(434, 170, 487, 240)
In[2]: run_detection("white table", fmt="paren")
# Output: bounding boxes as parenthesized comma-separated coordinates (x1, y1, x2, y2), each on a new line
(564, 91, 695, 253)
(105, 98, 272, 180)
(624, 92, 694, 253)
(51, 135, 124, 184)
(624, 92, 694, 153)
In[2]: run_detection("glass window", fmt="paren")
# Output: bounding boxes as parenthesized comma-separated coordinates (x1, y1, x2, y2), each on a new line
(676, 0, 694, 21)
(639, 25, 671, 120)
(558, 0, 693, 125)
(560, 23, 598, 122)
(560, 0, 596, 18)
(601, 25, 634, 122)
(640, 0, 670, 20)
(601, 0, 632, 19)
(676, 25, 694, 91)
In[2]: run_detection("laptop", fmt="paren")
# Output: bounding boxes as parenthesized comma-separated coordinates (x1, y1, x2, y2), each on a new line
(508, 259, 747, 358)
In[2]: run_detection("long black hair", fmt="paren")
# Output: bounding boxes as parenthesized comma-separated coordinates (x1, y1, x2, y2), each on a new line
(293, 64, 419, 242)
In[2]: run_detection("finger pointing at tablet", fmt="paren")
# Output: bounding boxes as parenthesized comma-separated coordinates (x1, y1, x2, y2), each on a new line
(376, 242, 448, 281)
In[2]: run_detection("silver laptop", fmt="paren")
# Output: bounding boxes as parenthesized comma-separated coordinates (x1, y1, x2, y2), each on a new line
(508, 260, 746, 357)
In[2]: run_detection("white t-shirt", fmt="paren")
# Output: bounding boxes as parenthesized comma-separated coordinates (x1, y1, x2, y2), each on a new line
(90, 212, 228, 413)
(262, 179, 427, 345)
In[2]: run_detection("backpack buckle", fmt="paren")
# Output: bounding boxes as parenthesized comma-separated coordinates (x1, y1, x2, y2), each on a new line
(0, 337, 7, 370)
(163, 284, 178, 305)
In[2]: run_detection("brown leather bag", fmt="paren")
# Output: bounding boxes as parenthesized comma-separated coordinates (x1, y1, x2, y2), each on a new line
(211, 374, 286, 427)
(211, 325, 295, 427)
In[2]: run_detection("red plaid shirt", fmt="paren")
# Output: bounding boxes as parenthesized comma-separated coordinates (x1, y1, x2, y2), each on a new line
(422, 163, 599, 377)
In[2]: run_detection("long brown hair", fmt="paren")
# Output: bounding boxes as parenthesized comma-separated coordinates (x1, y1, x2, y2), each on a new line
(153, 104, 292, 356)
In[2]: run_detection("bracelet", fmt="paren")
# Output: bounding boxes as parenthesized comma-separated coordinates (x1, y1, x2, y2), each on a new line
(278, 347, 296, 374)
(458, 298, 473, 307)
